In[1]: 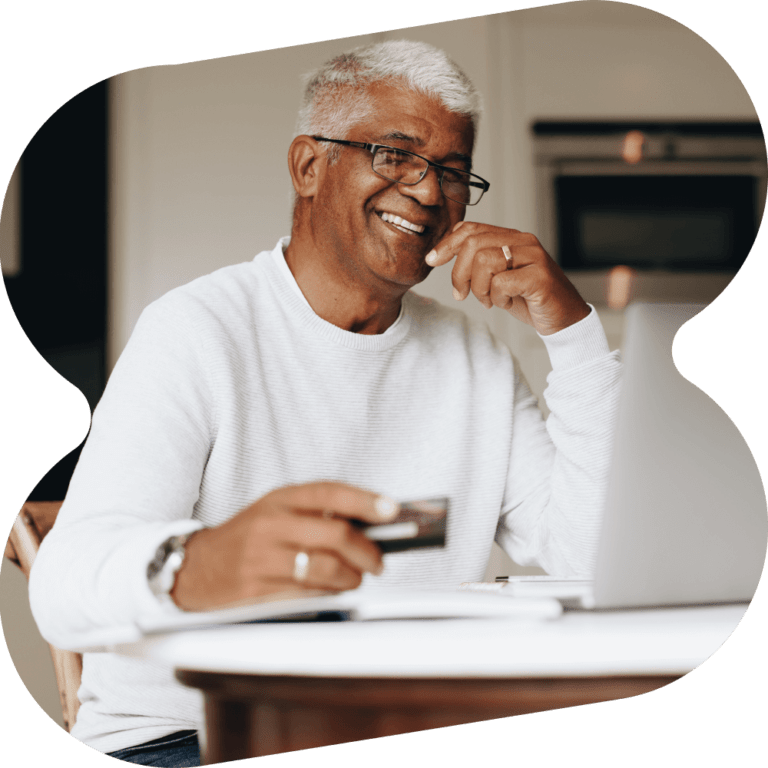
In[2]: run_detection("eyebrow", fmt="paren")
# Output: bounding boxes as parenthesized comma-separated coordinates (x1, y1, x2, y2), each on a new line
(374, 131, 473, 170)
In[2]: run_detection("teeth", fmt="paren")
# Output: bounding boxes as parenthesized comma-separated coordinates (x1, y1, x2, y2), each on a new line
(380, 212, 425, 234)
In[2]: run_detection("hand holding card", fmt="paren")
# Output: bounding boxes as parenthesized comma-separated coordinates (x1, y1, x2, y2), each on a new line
(356, 498, 449, 553)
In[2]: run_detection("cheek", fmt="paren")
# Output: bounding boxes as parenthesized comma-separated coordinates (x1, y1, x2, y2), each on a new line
(434, 206, 464, 241)
(336, 183, 385, 230)
(449, 203, 466, 226)
(313, 186, 360, 236)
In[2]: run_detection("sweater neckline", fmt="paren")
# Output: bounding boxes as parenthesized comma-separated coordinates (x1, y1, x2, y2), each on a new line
(259, 238, 413, 351)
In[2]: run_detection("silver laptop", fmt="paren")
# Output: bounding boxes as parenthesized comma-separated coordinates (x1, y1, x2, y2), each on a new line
(508, 302, 767, 610)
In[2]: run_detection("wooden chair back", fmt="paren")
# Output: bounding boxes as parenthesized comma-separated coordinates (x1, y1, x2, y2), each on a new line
(4, 501, 82, 732)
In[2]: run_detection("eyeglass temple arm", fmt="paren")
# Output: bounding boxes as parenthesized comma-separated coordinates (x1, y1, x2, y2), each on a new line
(430, 161, 490, 191)
(312, 137, 369, 149)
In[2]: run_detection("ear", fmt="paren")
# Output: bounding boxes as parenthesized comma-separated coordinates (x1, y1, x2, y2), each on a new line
(287, 135, 325, 199)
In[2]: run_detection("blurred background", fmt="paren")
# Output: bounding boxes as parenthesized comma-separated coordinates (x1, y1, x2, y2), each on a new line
(1, 1, 765, 727)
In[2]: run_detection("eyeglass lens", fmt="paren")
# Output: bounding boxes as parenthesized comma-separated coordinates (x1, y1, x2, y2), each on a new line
(372, 147, 481, 205)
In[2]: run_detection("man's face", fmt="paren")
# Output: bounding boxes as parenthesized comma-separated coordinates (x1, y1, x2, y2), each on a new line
(310, 82, 475, 290)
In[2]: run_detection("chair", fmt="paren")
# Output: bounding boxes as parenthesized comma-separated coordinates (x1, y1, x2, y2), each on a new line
(4, 501, 82, 732)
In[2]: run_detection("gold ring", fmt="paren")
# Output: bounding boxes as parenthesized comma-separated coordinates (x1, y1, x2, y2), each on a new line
(501, 245, 512, 262)
(293, 551, 310, 583)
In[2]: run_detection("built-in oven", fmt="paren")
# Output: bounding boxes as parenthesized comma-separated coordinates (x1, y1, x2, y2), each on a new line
(533, 121, 767, 307)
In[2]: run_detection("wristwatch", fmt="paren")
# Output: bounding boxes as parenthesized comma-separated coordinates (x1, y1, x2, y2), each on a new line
(147, 533, 193, 603)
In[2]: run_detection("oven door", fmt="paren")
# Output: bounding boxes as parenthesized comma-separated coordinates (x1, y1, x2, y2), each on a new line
(546, 160, 764, 272)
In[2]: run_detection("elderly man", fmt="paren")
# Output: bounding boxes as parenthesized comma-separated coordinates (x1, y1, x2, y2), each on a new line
(30, 40, 621, 766)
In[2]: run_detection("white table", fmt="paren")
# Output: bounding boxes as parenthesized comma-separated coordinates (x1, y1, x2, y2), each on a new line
(112, 603, 747, 763)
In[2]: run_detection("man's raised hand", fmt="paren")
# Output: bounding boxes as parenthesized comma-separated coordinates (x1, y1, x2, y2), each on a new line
(426, 221, 590, 336)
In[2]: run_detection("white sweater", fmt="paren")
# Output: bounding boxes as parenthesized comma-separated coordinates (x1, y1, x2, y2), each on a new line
(30, 238, 621, 753)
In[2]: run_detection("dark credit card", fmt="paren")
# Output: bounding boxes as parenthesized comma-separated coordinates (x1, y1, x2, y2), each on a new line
(358, 497, 449, 553)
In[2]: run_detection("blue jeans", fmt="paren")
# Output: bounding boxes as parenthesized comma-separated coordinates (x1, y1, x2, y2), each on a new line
(106, 730, 200, 766)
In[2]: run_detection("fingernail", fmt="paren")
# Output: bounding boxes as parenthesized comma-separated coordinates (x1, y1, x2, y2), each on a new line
(425, 250, 438, 265)
(374, 496, 399, 520)
(452, 287, 463, 301)
(374, 561, 385, 576)
(452, 220, 465, 232)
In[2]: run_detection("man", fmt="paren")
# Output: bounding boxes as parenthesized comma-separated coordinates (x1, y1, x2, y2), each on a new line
(30, 40, 621, 765)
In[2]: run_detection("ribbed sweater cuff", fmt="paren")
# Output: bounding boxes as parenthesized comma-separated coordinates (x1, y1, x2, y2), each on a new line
(538, 305, 611, 371)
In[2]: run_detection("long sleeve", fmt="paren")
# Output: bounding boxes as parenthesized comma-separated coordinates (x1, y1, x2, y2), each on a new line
(29, 294, 214, 650)
(496, 307, 622, 576)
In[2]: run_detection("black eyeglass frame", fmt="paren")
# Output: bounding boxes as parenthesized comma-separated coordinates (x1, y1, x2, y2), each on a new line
(312, 136, 490, 206)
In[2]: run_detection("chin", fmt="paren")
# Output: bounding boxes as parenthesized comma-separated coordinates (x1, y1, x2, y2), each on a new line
(388, 264, 432, 289)
(364, 235, 436, 289)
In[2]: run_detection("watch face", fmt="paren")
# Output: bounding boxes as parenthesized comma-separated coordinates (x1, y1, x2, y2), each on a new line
(147, 535, 189, 596)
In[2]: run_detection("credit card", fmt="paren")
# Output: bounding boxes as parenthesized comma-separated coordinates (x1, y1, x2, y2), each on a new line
(358, 497, 449, 553)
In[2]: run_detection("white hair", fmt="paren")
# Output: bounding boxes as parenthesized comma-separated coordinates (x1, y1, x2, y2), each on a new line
(295, 40, 482, 162)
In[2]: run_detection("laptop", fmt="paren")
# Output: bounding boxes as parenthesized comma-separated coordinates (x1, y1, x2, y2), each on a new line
(501, 302, 767, 610)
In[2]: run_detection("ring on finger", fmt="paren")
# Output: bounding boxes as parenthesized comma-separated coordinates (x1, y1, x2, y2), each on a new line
(293, 551, 310, 583)
(501, 245, 512, 263)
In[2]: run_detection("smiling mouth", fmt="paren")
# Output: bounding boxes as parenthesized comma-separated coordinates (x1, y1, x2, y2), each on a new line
(377, 211, 427, 236)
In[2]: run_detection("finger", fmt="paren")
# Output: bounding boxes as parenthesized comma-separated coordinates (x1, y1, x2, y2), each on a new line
(427, 223, 530, 268)
(501, 242, 546, 269)
(252, 547, 364, 592)
(426, 221, 509, 267)
(267, 481, 399, 524)
(488, 252, 563, 306)
(488, 265, 541, 317)
(452, 237, 542, 302)
(277, 514, 384, 576)
(425, 222, 514, 267)
(451, 232, 520, 299)
(287, 548, 365, 591)
(465, 247, 508, 308)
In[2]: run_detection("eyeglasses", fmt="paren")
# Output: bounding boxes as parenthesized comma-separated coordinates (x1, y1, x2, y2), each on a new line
(312, 137, 490, 206)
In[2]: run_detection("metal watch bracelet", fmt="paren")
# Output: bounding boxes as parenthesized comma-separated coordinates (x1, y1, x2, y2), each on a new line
(147, 533, 193, 602)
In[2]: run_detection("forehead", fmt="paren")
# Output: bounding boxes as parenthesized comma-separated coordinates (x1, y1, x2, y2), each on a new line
(348, 82, 475, 161)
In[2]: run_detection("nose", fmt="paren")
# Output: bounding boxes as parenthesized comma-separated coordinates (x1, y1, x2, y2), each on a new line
(397, 166, 445, 207)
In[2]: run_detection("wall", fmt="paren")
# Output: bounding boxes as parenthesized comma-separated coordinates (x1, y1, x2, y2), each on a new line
(0, 165, 20, 277)
(0, 560, 64, 729)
